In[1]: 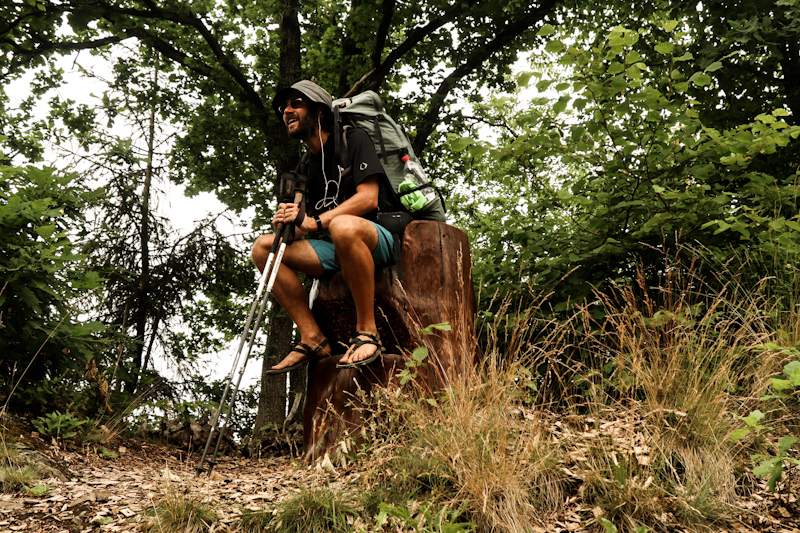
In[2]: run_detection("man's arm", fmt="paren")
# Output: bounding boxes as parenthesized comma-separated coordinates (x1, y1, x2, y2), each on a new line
(276, 175, 379, 233)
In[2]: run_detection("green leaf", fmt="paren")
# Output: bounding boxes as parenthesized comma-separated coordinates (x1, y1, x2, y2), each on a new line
(35, 224, 56, 239)
(705, 61, 723, 72)
(625, 50, 643, 64)
(598, 517, 618, 533)
(729, 427, 752, 441)
(772, 378, 793, 391)
(553, 97, 569, 115)
(783, 360, 800, 377)
(778, 435, 799, 454)
(743, 410, 765, 425)
(655, 42, 674, 54)
(537, 24, 555, 36)
(607, 62, 625, 75)
(517, 72, 533, 87)
(662, 20, 679, 32)
(690, 72, 712, 86)
(412, 347, 429, 362)
(785, 220, 800, 232)
(450, 137, 474, 151)
(420, 322, 452, 334)
(545, 40, 565, 53)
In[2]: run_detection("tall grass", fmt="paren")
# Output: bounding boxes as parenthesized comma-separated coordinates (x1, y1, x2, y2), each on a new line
(352, 254, 790, 532)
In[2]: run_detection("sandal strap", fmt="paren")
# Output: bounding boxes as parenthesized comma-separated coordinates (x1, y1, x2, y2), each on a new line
(293, 338, 330, 357)
(347, 331, 381, 350)
(292, 342, 315, 357)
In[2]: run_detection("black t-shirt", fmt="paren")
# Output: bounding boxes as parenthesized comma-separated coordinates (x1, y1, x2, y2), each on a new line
(303, 129, 387, 221)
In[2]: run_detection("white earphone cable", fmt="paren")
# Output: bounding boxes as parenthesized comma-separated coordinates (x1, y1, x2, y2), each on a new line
(314, 114, 341, 211)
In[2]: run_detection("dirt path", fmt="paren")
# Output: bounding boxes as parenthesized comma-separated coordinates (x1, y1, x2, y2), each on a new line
(0, 437, 330, 533)
(3, 431, 800, 532)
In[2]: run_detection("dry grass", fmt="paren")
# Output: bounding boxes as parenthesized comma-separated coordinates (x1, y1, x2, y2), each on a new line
(356, 356, 568, 531)
(352, 255, 792, 532)
(270, 486, 357, 533)
(0, 438, 64, 493)
(0, 464, 38, 493)
(140, 490, 219, 533)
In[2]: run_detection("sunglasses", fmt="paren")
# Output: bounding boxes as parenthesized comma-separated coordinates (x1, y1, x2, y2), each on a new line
(279, 97, 307, 115)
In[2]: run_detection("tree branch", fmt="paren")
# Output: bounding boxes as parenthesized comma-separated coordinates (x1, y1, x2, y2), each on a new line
(371, 0, 396, 70)
(107, 0, 271, 134)
(462, 114, 519, 138)
(364, 7, 457, 91)
(0, 35, 124, 55)
(413, 0, 560, 157)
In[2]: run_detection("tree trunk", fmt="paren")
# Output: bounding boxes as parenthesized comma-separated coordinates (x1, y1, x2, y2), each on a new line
(303, 221, 477, 461)
(126, 67, 158, 394)
(251, 301, 294, 450)
(251, 0, 302, 450)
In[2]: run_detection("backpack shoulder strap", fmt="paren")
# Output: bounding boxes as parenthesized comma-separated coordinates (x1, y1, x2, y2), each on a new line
(334, 121, 357, 170)
(333, 106, 356, 166)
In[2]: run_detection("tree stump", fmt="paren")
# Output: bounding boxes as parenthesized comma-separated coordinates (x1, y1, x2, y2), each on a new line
(303, 220, 476, 461)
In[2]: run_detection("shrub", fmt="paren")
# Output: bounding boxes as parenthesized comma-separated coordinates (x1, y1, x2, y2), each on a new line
(353, 253, 788, 532)
(0, 156, 106, 413)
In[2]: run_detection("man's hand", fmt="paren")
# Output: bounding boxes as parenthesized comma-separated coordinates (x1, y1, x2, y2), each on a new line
(273, 202, 297, 227)
(273, 175, 379, 234)
(273, 203, 315, 233)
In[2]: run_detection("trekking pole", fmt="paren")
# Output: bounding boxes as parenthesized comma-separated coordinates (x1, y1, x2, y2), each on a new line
(196, 172, 307, 477)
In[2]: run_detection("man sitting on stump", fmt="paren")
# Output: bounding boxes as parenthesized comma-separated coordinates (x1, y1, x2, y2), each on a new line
(252, 80, 399, 374)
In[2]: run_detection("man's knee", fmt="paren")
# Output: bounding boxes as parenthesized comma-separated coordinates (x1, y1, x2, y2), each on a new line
(329, 215, 373, 246)
(252, 234, 276, 263)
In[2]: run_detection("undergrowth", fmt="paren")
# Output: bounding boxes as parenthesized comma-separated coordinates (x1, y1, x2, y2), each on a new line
(6, 249, 792, 533)
(339, 255, 794, 533)
(140, 490, 219, 533)
(269, 486, 357, 533)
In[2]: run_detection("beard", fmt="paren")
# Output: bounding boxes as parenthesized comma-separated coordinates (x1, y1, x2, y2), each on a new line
(287, 112, 317, 140)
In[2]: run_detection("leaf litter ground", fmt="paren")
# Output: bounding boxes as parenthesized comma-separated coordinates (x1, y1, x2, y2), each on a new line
(1, 414, 800, 533)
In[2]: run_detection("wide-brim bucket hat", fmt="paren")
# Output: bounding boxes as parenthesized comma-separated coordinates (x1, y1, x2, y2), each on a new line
(272, 80, 333, 121)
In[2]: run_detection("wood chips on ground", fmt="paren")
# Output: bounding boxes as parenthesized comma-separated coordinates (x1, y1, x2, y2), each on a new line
(1, 418, 799, 533)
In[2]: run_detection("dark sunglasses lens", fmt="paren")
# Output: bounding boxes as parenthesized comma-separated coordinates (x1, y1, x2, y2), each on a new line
(280, 98, 305, 114)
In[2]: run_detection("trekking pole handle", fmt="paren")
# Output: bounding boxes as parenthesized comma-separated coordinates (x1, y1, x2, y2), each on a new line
(277, 171, 308, 240)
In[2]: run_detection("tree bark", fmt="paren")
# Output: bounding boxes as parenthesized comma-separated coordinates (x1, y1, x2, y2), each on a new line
(251, 301, 294, 442)
(303, 221, 477, 461)
(251, 0, 301, 452)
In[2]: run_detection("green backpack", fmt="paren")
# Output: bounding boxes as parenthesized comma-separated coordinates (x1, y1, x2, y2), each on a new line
(331, 91, 446, 224)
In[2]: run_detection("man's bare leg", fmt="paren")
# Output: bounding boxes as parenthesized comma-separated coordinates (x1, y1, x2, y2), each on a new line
(251, 235, 330, 370)
(328, 216, 383, 366)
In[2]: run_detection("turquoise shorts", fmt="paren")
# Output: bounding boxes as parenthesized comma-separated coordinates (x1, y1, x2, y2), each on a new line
(308, 221, 395, 274)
